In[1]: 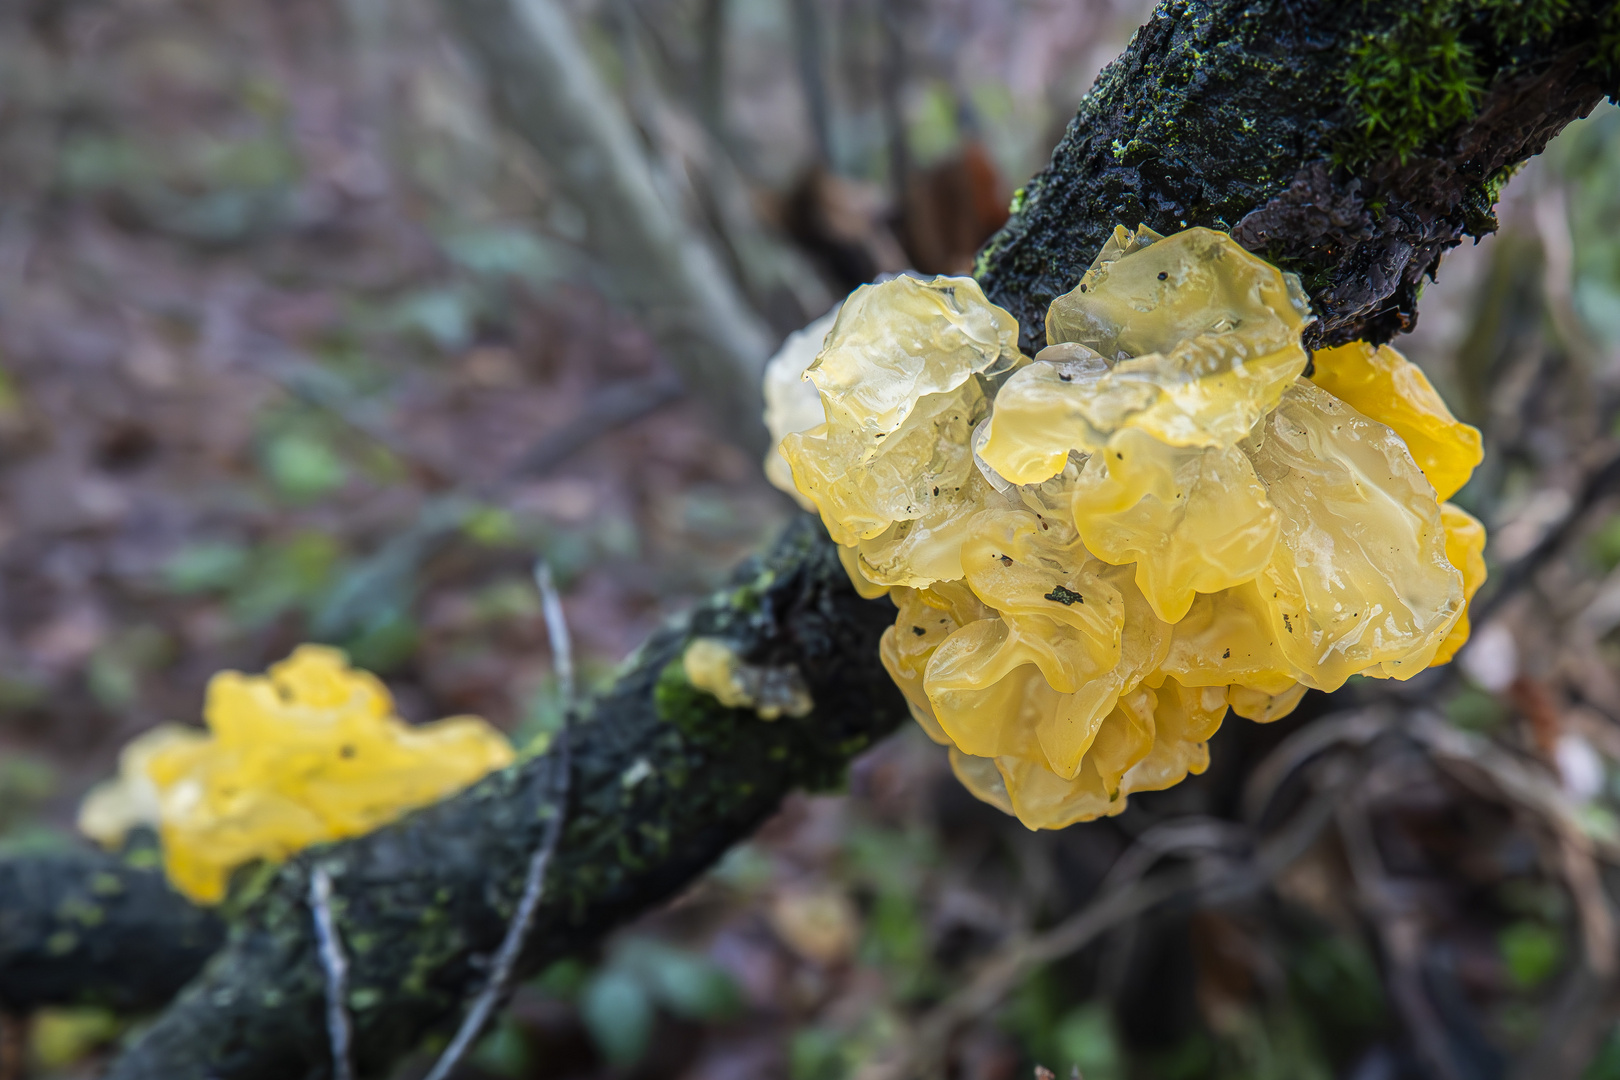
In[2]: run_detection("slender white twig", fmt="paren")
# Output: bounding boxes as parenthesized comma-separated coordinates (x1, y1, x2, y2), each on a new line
(309, 865, 355, 1080)
(421, 559, 575, 1080)
(535, 560, 575, 705)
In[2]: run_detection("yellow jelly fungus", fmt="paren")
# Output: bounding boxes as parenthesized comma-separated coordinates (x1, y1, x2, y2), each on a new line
(779, 274, 1019, 547)
(1248, 382, 1463, 689)
(1070, 432, 1280, 623)
(78, 723, 207, 849)
(980, 225, 1313, 484)
(765, 225, 1486, 830)
(804, 274, 1021, 438)
(763, 305, 841, 510)
(1430, 503, 1487, 667)
(80, 645, 514, 903)
(682, 637, 815, 720)
(1309, 341, 1483, 500)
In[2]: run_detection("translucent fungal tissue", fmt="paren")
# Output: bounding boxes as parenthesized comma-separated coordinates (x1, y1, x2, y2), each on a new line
(778, 274, 1021, 569)
(79, 645, 514, 903)
(763, 226, 1486, 830)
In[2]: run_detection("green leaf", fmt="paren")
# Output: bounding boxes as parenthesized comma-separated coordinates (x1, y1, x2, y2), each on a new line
(469, 1016, 530, 1078)
(29, 1007, 126, 1068)
(1499, 921, 1564, 989)
(263, 431, 347, 501)
(580, 968, 653, 1068)
(1446, 686, 1508, 733)
(624, 940, 740, 1021)
(228, 532, 342, 628)
(789, 1027, 848, 1080)
(462, 506, 520, 547)
(441, 226, 564, 287)
(163, 542, 251, 594)
(1583, 1024, 1620, 1079)
(1055, 1002, 1123, 1080)
(532, 958, 589, 1000)
(1593, 513, 1620, 571)
(341, 611, 419, 674)
(387, 287, 477, 351)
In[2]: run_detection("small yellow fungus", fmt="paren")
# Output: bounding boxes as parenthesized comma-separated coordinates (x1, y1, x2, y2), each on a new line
(78, 723, 206, 849)
(683, 637, 815, 720)
(80, 645, 514, 903)
(1308, 341, 1483, 500)
(764, 226, 1487, 830)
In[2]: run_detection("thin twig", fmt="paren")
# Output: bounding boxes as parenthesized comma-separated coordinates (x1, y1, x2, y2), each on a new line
(1473, 445, 1620, 624)
(490, 373, 683, 495)
(535, 560, 575, 705)
(309, 865, 355, 1080)
(0, 1011, 23, 1080)
(859, 786, 1340, 1080)
(421, 560, 576, 1080)
(1335, 773, 1462, 1080)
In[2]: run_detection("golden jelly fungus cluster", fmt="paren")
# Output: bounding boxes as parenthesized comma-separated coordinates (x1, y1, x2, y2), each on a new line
(762, 226, 1488, 830)
(78, 645, 514, 902)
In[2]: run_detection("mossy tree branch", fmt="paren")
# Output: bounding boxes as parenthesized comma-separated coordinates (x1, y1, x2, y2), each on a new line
(978, 0, 1617, 351)
(105, 521, 905, 1079)
(0, 1, 1615, 1076)
(0, 840, 223, 1014)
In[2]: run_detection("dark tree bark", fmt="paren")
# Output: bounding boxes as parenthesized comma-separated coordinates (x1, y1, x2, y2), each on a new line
(0, 1, 1615, 1076)
(0, 838, 223, 1013)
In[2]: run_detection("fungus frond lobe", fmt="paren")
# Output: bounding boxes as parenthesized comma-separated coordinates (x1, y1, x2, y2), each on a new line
(81, 645, 514, 904)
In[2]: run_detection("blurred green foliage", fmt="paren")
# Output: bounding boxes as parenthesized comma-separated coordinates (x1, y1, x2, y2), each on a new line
(540, 938, 741, 1069)
(29, 1007, 127, 1069)
(88, 626, 174, 710)
(1555, 106, 1620, 346)
(1586, 1025, 1620, 1080)
(262, 430, 349, 502)
(1592, 513, 1620, 571)
(1447, 685, 1510, 732)
(1498, 921, 1564, 989)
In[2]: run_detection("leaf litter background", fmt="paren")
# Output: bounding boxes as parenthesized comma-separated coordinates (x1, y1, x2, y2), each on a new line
(2, 0, 1620, 1078)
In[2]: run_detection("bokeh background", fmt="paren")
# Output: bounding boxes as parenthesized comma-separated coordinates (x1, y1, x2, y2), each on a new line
(2, 0, 1620, 1077)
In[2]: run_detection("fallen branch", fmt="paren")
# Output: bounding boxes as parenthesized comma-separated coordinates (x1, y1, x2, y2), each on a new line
(440, 0, 778, 456)
(102, 518, 905, 1079)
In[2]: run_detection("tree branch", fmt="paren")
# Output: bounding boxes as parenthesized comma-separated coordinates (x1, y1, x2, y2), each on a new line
(0, 840, 223, 1014)
(103, 519, 904, 1079)
(441, 0, 778, 457)
(977, 0, 1617, 351)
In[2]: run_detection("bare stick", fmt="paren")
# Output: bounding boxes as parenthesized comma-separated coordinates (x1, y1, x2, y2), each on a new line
(422, 560, 575, 1080)
(535, 560, 574, 705)
(0, 1011, 24, 1080)
(442, 0, 777, 456)
(308, 866, 354, 1080)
